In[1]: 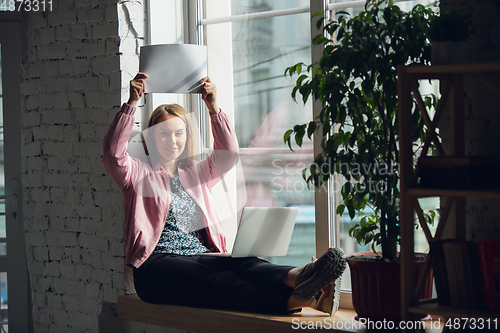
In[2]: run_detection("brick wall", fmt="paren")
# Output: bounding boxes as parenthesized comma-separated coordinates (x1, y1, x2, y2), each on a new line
(439, 0, 500, 241)
(20, 0, 182, 331)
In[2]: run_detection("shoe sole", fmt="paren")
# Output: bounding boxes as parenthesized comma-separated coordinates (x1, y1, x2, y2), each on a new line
(292, 248, 346, 302)
(314, 276, 342, 316)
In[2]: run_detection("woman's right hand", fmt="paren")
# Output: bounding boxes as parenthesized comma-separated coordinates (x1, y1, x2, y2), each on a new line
(127, 72, 148, 107)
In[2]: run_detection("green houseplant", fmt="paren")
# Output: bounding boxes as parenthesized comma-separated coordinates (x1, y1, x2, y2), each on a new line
(428, 5, 471, 65)
(284, 0, 436, 319)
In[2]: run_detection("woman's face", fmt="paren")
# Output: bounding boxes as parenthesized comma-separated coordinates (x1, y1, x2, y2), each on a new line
(152, 114, 187, 164)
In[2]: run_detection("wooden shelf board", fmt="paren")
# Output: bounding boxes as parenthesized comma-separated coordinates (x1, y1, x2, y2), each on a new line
(409, 300, 500, 320)
(118, 294, 365, 333)
(407, 187, 500, 199)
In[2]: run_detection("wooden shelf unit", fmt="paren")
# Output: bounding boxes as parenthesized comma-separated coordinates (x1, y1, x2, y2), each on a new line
(397, 62, 500, 329)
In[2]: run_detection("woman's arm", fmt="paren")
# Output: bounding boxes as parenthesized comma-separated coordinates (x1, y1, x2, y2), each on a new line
(101, 73, 148, 189)
(198, 78, 239, 186)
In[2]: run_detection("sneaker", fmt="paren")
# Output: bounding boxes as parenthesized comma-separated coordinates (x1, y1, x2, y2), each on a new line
(292, 248, 346, 303)
(309, 276, 342, 315)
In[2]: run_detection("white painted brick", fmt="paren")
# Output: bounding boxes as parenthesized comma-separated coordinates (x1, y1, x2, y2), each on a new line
(59, 263, 76, 280)
(23, 142, 42, 156)
(92, 22, 118, 38)
(79, 123, 98, 141)
(46, 202, 74, 218)
(32, 125, 49, 141)
(45, 261, 61, 277)
(50, 187, 68, 203)
(71, 25, 88, 39)
(102, 88, 122, 107)
(43, 142, 73, 156)
(31, 187, 50, 203)
(72, 174, 90, 190)
(40, 27, 56, 45)
(52, 311, 70, 331)
(58, 59, 74, 75)
(105, 5, 118, 23)
(80, 217, 98, 234)
(48, 246, 65, 262)
(75, 108, 113, 124)
(68, 41, 98, 58)
(28, 258, 46, 275)
(64, 246, 81, 264)
(23, 172, 44, 188)
(101, 206, 122, 223)
(92, 268, 113, 286)
(41, 110, 73, 125)
(90, 174, 115, 190)
(56, 25, 71, 41)
(102, 254, 123, 273)
(38, 45, 66, 60)
(33, 246, 49, 261)
(98, 75, 110, 90)
(48, 7, 77, 26)
(53, 92, 70, 109)
(47, 157, 73, 174)
(27, 62, 44, 78)
(30, 12, 49, 29)
(80, 191, 94, 206)
(37, 93, 55, 108)
(103, 285, 118, 303)
(54, 279, 85, 296)
(75, 206, 101, 220)
(74, 264, 91, 282)
(25, 156, 47, 172)
(21, 80, 38, 95)
(77, 8, 105, 24)
(61, 125, 79, 143)
(93, 55, 120, 73)
(73, 57, 91, 74)
(43, 60, 59, 77)
(47, 292, 64, 310)
(48, 216, 67, 231)
(106, 36, 120, 54)
(67, 75, 99, 91)
(22, 112, 42, 127)
(84, 90, 103, 108)
(46, 230, 77, 247)
(97, 38, 106, 55)
(26, 232, 48, 247)
(32, 290, 48, 308)
(63, 217, 80, 232)
(109, 241, 124, 257)
(73, 142, 102, 157)
(77, 158, 94, 173)
(93, 157, 108, 174)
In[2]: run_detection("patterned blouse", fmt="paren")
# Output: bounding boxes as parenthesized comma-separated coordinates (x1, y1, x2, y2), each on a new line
(152, 175, 209, 256)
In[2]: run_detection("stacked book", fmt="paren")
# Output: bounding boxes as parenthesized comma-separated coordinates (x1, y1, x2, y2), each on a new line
(430, 239, 500, 311)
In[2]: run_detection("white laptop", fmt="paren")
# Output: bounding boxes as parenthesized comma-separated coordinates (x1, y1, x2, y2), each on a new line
(200, 207, 298, 258)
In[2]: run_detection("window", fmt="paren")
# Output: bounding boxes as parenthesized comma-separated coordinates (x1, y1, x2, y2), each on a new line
(148, 0, 440, 301)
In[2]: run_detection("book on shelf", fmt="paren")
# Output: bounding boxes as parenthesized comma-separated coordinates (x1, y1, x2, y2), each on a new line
(478, 239, 500, 311)
(431, 239, 488, 310)
(429, 239, 451, 306)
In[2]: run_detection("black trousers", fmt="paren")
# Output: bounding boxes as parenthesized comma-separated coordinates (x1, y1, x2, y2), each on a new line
(133, 253, 296, 314)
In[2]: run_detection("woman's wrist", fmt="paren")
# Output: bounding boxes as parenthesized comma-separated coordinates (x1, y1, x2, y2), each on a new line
(127, 99, 137, 107)
(207, 103, 220, 114)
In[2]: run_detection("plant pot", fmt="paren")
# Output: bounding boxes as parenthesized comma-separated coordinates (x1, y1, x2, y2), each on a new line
(346, 252, 433, 321)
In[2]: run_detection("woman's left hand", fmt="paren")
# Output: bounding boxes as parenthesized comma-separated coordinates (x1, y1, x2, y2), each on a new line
(200, 77, 220, 114)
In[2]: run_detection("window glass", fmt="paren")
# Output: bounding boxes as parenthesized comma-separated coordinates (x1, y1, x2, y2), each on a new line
(200, 0, 440, 286)
(203, 0, 315, 266)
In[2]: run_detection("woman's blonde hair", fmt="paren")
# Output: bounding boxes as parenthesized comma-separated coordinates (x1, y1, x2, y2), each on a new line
(145, 104, 195, 169)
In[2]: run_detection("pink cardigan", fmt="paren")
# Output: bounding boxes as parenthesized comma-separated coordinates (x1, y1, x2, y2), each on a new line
(101, 103, 239, 268)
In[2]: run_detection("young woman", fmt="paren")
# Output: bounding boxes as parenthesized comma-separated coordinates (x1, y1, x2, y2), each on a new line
(101, 73, 346, 315)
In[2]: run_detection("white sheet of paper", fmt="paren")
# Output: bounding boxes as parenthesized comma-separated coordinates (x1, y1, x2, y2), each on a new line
(139, 44, 207, 94)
